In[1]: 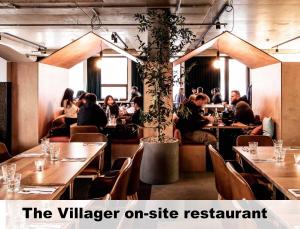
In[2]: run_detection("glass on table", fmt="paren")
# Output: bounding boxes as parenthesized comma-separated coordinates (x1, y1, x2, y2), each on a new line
(275, 148, 287, 162)
(34, 159, 46, 171)
(2, 163, 17, 184)
(41, 137, 50, 154)
(50, 145, 60, 161)
(7, 173, 22, 192)
(294, 153, 300, 165)
(248, 142, 258, 155)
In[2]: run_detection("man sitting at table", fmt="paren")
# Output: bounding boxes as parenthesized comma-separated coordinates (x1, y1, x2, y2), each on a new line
(77, 93, 107, 131)
(176, 93, 216, 145)
(230, 90, 255, 125)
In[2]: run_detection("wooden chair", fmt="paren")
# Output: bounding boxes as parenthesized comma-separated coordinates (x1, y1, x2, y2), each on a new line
(70, 124, 99, 137)
(111, 144, 144, 200)
(208, 144, 233, 200)
(70, 133, 108, 179)
(109, 158, 132, 200)
(226, 162, 255, 200)
(0, 142, 11, 163)
(236, 135, 273, 147)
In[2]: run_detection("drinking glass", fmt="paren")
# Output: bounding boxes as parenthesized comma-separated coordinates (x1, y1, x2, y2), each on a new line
(294, 153, 300, 165)
(1, 165, 8, 184)
(7, 173, 21, 192)
(248, 142, 258, 155)
(5, 164, 16, 182)
(35, 159, 45, 171)
(41, 138, 50, 154)
(14, 173, 21, 192)
(50, 145, 60, 161)
(275, 148, 287, 162)
(273, 139, 283, 158)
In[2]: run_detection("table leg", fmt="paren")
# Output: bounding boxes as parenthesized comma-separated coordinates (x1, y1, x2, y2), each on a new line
(69, 181, 74, 199)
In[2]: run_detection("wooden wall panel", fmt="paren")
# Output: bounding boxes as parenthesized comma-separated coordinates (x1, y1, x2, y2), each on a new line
(281, 62, 300, 146)
(251, 63, 282, 139)
(38, 63, 69, 138)
(10, 62, 39, 153)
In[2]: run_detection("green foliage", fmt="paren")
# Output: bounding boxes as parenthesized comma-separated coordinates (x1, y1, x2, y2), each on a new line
(134, 9, 195, 142)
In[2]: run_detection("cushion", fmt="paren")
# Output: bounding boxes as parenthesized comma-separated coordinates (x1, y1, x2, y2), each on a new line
(49, 136, 70, 142)
(262, 117, 274, 137)
(250, 125, 263, 136)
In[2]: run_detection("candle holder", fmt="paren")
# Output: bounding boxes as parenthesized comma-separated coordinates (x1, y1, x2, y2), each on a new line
(294, 154, 300, 165)
(34, 159, 45, 171)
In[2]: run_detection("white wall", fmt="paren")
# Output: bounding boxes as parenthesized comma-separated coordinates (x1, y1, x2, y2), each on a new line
(0, 57, 7, 82)
(68, 61, 85, 96)
(38, 63, 70, 137)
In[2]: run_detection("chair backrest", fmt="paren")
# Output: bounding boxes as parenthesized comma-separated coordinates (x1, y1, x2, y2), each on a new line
(110, 158, 132, 200)
(0, 142, 10, 163)
(127, 144, 144, 196)
(70, 133, 108, 142)
(70, 123, 99, 136)
(226, 162, 255, 200)
(236, 135, 273, 147)
(208, 144, 232, 199)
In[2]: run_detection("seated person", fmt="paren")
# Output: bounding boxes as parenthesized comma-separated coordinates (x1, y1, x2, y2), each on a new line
(131, 96, 143, 126)
(174, 87, 186, 108)
(129, 86, 142, 102)
(75, 92, 87, 108)
(230, 90, 254, 125)
(176, 93, 217, 145)
(103, 95, 119, 118)
(77, 93, 107, 130)
(61, 88, 79, 135)
(211, 88, 222, 104)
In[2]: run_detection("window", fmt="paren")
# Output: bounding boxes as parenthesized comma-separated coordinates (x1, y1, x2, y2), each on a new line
(219, 58, 248, 101)
(228, 59, 247, 97)
(100, 57, 128, 100)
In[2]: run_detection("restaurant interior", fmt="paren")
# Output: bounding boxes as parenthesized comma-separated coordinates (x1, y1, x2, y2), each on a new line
(0, 0, 300, 201)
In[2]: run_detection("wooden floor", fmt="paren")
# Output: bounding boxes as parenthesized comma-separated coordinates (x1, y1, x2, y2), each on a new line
(73, 172, 218, 200)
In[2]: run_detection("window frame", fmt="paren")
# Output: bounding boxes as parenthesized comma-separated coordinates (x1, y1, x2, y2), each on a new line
(100, 56, 129, 101)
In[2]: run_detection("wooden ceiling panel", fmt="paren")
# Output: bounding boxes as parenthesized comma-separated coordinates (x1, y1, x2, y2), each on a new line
(0, 44, 32, 62)
(173, 32, 280, 69)
(40, 32, 139, 69)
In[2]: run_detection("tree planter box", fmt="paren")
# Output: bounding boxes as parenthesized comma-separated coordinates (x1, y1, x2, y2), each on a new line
(140, 138, 179, 185)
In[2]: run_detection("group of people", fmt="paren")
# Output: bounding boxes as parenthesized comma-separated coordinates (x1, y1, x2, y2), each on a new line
(60, 86, 143, 135)
(174, 87, 223, 108)
(175, 89, 255, 145)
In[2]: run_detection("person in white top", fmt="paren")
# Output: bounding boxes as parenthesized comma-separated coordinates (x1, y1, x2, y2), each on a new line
(61, 88, 79, 135)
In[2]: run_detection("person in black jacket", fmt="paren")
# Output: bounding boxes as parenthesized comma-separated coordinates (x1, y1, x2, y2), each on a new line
(131, 96, 143, 125)
(230, 90, 254, 124)
(177, 93, 216, 144)
(103, 95, 119, 118)
(77, 93, 107, 130)
(211, 88, 222, 104)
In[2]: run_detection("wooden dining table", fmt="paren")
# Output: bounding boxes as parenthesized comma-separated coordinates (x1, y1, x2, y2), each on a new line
(0, 142, 106, 200)
(233, 146, 300, 200)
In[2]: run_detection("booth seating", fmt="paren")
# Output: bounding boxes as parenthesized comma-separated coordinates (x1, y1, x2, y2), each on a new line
(111, 126, 143, 162)
(173, 128, 206, 172)
(47, 113, 69, 142)
(70, 123, 99, 136)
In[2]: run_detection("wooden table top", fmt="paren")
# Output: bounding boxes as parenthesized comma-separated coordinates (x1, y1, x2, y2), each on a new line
(0, 142, 106, 200)
(204, 122, 250, 129)
(233, 146, 300, 200)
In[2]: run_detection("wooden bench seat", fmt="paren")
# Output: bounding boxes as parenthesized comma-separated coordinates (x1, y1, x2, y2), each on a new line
(174, 128, 206, 172)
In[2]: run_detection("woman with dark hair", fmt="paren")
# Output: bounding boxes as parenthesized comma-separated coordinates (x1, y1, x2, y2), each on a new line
(61, 88, 78, 134)
(103, 95, 119, 118)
